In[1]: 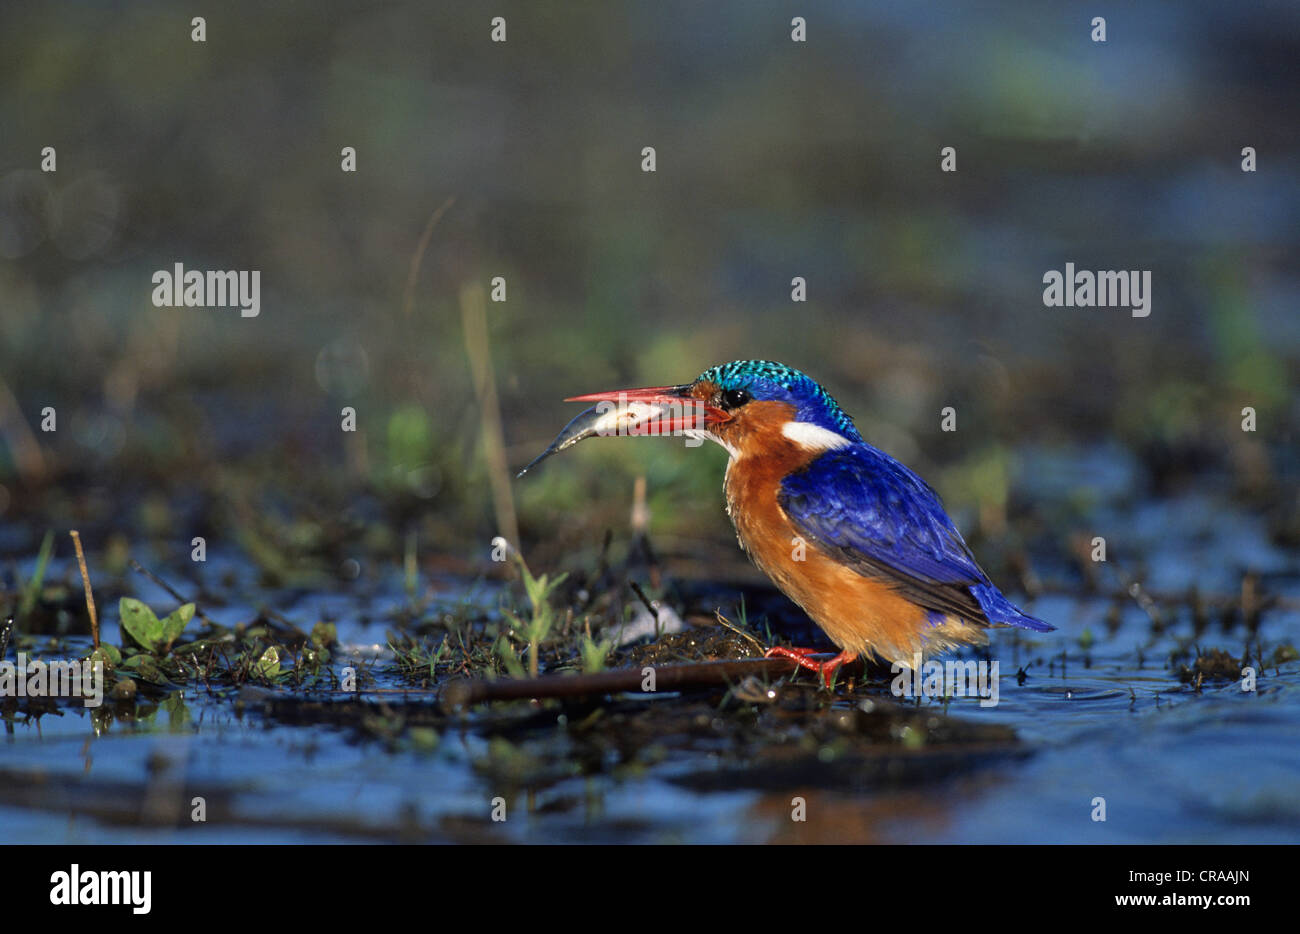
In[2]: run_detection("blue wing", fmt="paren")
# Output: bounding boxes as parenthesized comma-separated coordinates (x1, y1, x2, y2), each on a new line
(778, 445, 1052, 631)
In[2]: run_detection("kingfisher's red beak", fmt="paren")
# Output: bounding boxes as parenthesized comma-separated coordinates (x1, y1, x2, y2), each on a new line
(517, 383, 727, 476)
(564, 384, 726, 432)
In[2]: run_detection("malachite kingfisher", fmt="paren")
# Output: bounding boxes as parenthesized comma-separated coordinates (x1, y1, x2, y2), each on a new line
(519, 359, 1053, 687)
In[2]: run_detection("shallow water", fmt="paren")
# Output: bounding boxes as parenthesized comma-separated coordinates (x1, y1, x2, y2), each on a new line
(4, 480, 1297, 844)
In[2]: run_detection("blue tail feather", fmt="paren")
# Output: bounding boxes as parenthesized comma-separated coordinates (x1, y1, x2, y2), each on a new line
(971, 583, 1054, 632)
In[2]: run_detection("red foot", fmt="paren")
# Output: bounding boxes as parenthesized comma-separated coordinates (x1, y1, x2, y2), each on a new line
(764, 646, 858, 689)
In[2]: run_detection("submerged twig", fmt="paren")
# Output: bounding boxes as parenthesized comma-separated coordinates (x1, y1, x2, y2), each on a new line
(439, 655, 812, 710)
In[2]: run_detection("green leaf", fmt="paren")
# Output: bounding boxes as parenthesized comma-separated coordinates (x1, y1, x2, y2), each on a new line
(580, 635, 613, 674)
(162, 692, 192, 730)
(88, 644, 121, 669)
(119, 597, 162, 652)
(159, 603, 195, 652)
(252, 646, 282, 680)
(122, 654, 166, 684)
(494, 635, 526, 679)
(408, 727, 439, 752)
(18, 530, 54, 624)
(172, 639, 218, 655)
(522, 567, 544, 608)
(310, 621, 337, 648)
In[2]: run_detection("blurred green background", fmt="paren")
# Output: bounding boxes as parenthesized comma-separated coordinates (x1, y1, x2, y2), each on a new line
(1, 0, 1297, 581)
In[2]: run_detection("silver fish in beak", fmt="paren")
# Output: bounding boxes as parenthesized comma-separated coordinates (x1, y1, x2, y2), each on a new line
(516, 384, 707, 477)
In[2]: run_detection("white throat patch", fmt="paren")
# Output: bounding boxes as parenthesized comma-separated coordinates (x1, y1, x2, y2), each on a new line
(683, 428, 739, 459)
(780, 421, 852, 452)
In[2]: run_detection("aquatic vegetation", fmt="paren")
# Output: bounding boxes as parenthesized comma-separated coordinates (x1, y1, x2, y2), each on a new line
(118, 598, 195, 656)
(500, 554, 569, 679)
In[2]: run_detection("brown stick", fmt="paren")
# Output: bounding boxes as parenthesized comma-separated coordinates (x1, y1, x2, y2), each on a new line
(439, 655, 818, 710)
(69, 530, 99, 649)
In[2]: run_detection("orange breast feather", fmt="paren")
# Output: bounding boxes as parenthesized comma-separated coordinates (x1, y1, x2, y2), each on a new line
(722, 406, 980, 663)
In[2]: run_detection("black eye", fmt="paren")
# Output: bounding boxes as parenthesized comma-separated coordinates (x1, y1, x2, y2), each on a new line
(721, 388, 751, 410)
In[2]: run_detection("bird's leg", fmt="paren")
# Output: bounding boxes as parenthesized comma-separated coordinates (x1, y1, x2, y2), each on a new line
(764, 645, 820, 663)
(764, 646, 857, 689)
